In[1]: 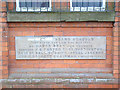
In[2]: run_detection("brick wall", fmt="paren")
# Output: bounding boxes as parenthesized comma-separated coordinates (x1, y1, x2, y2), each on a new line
(5, 22, 118, 88)
(8, 22, 113, 75)
(0, 0, 8, 80)
(0, 0, 8, 89)
(113, 1, 120, 79)
(0, 0, 120, 89)
(0, 1, 2, 89)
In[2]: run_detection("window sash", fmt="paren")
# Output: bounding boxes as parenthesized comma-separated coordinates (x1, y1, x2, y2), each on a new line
(16, 0, 106, 12)
(70, 0, 106, 11)
(16, 0, 52, 12)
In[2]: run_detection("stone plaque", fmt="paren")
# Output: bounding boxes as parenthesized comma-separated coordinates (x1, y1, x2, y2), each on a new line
(15, 36, 106, 59)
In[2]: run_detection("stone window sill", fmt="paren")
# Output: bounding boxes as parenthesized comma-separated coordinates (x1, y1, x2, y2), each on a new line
(7, 12, 115, 22)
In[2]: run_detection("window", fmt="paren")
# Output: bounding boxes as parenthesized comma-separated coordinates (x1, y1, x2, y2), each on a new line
(16, 0, 52, 12)
(16, 0, 106, 12)
(70, 0, 106, 11)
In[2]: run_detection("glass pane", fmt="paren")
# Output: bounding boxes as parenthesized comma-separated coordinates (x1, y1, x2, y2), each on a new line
(19, 2, 26, 7)
(19, 2, 49, 7)
(26, 2, 32, 7)
(72, 0, 82, 7)
(38, 2, 49, 7)
(72, 0, 103, 7)
(32, 2, 38, 7)
(82, 2, 89, 7)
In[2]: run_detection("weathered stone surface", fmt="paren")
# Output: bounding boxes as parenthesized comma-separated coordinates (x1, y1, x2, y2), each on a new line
(7, 12, 115, 22)
(1, 78, 118, 85)
(9, 73, 114, 79)
(15, 36, 106, 59)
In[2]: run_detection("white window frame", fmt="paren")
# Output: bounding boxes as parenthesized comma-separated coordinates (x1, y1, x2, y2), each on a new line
(70, 0, 106, 11)
(16, 0, 52, 12)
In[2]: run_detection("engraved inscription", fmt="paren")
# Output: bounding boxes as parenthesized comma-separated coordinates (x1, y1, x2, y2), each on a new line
(15, 36, 106, 59)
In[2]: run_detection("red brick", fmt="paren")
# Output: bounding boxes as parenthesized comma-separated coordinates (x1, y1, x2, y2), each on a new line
(0, 28, 3, 32)
(2, 37, 8, 42)
(9, 51, 15, 56)
(2, 74, 8, 79)
(88, 84, 113, 88)
(106, 58, 112, 63)
(1, 2, 6, 8)
(0, 75, 2, 79)
(113, 42, 119, 46)
(64, 60, 76, 64)
(61, 22, 87, 27)
(8, 22, 113, 28)
(87, 60, 106, 64)
(2, 56, 8, 60)
(115, 17, 120, 22)
(0, 61, 1, 65)
(113, 50, 119, 56)
(113, 56, 119, 60)
(22, 64, 35, 68)
(9, 45, 15, 51)
(113, 70, 119, 74)
(2, 69, 8, 74)
(49, 60, 64, 64)
(113, 31, 119, 36)
(106, 50, 112, 55)
(2, 66, 8, 70)
(0, 17, 6, 22)
(113, 60, 119, 64)
(114, 22, 120, 26)
(53, 31, 63, 36)
(113, 27, 119, 32)
(2, 60, 8, 65)
(113, 65, 119, 69)
(69, 63, 112, 68)
(107, 40, 112, 45)
(106, 55, 112, 59)
(0, 51, 2, 56)
(23, 31, 35, 36)
(9, 59, 15, 64)
(1, 12, 6, 17)
(0, 7, 7, 12)
(33, 63, 69, 68)
(112, 85, 119, 88)
(2, 42, 7, 47)
(45, 23, 61, 27)
(1, 47, 8, 52)
(113, 37, 118, 41)
(64, 31, 77, 36)
(113, 73, 119, 78)
(5, 21, 120, 88)
(89, 31, 106, 36)
(2, 51, 8, 56)
(0, 37, 2, 42)
(106, 36, 112, 40)
(115, 7, 120, 12)
(0, 66, 2, 70)
(0, 23, 7, 27)
(8, 55, 16, 60)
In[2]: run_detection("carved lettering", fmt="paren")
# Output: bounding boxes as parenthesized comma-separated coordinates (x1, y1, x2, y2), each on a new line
(15, 36, 106, 59)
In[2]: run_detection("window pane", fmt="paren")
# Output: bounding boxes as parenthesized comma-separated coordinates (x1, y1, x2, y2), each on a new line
(19, 2, 26, 7)
(82, 2, 89, 7)
(19, 1, 49, 7)
(19, 2, 31, 7)
(72, 0, 103, 7)
(26, 2, 32, 7)
(32, 2, 38, 7)
(88, 2, 102, 7)
(38, 2, 49, 7)
(72, 0, 82, 7)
